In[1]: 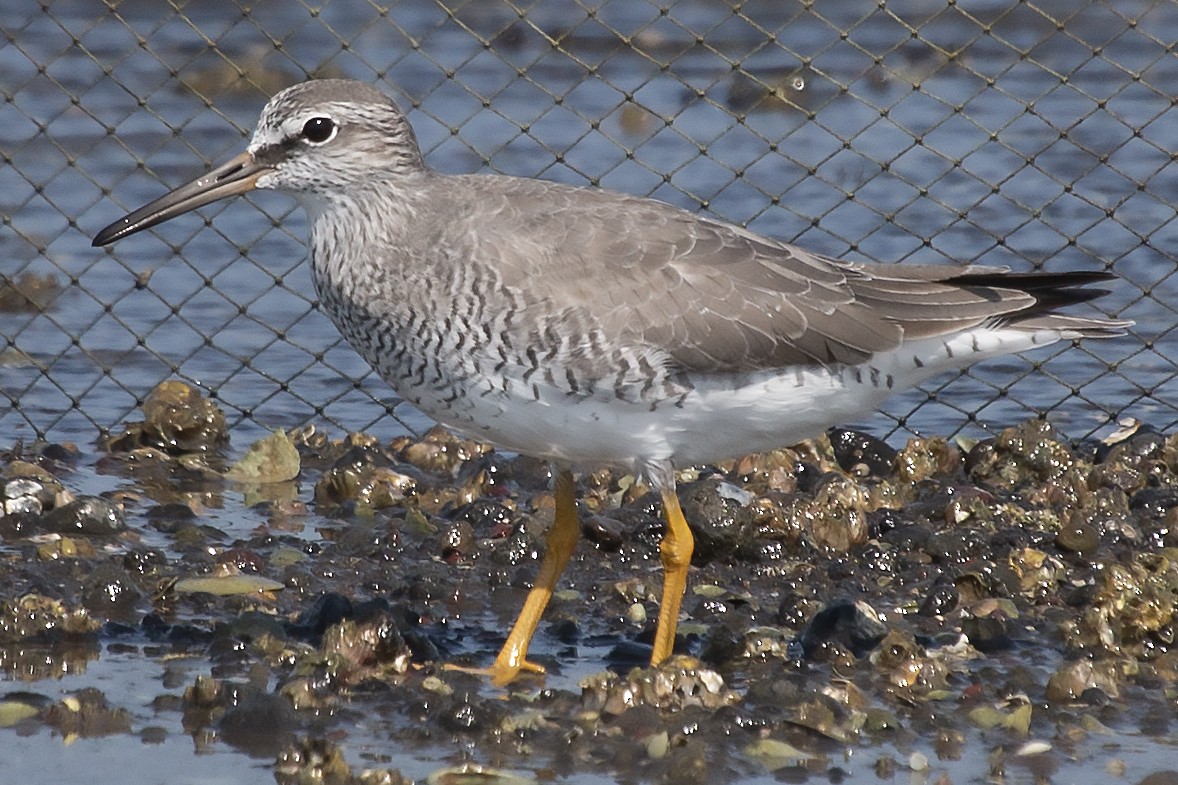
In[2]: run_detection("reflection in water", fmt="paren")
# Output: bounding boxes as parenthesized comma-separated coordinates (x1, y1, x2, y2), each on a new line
(0, 641, 101, 682)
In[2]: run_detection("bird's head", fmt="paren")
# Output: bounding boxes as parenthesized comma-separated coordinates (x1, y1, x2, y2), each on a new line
(93, 79, 424, 246)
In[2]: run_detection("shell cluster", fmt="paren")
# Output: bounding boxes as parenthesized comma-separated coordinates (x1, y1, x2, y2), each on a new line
(1, 383, 1175, 781)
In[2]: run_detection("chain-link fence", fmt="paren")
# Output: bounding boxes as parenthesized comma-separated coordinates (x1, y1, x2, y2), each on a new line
(1, 0, 1173, 447)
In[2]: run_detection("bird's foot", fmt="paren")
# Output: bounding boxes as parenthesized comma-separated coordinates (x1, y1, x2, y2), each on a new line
(444, 656, 546, 687)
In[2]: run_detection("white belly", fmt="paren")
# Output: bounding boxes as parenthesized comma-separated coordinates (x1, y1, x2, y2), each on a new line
(406, 326, 1067, 471)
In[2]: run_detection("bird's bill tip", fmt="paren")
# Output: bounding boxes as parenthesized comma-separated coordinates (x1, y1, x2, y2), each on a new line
(92, 151, 271, 247)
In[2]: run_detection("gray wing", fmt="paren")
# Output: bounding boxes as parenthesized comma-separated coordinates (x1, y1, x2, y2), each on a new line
(441, 175, 1110, 381)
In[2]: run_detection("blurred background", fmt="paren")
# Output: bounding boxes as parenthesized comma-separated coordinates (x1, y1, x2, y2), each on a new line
(0, 0, 1172, 447)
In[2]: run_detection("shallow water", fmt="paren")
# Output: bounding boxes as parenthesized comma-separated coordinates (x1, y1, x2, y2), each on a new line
(7, 645, 1176, 785)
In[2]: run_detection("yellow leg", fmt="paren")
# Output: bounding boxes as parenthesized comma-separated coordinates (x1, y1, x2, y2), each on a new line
(651, 485, 693, 666)
(487, 469, 579, 686)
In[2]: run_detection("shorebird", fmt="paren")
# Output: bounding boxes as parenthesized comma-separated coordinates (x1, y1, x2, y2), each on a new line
(94, 79, 1128, 685)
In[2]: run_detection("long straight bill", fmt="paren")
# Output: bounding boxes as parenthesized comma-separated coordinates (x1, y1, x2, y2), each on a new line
(93, 151, 271, 246)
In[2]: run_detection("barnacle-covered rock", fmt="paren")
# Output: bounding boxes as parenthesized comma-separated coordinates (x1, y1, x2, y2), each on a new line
(580, 656, 738, 715)
(313, 442, 415, 511)
(44, 687, 132, 737)
(790, 473, 872, 553)
(1062, 554, 1178, 657)
(895, 436, 961, 483)
(0, 271, 61, 313)
(104, 380, 229, 456)
(1044, 658, 1123, 703)
(275, 736, 411, 785)
(967, 421, 1074, 488)
(0, 594, 100, 642)
(870, 630, 951, 697)
(396, 425, 490, 476)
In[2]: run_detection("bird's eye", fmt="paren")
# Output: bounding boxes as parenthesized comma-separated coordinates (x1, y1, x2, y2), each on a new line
(301, 116, 337, 145)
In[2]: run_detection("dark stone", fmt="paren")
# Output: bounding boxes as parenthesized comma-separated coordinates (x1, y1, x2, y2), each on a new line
(1055, 519, 1100, 554)
(80, 564, 142, 622)
(41, 496, 125, 535)
(924, 527, 988, 565)
(829, 428, 897, 477)
(450, 498, 516, 531)
(433, 691, 508, 733)
(793, 461, 823, 494)
(800, 599, 888, 658)
(699, 624, 743, 667)
(676, 477, 760, 563)
(582, 514, 626, 551)
(122, 548, 168, 575)
(145, 503, 197, 524)
(606, 639, 655, 671)
(1094, 426, 1164, 464)
(1129, 488, 1178, 519)
(917, 581, 959, 617)
(218, 689, 299, 757)
(880, 523, 932, 551)
(961, 615, 1012, 653)
(289, 592, 353, 638)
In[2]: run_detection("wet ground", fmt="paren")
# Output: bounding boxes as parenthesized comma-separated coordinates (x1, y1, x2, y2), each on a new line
(2, 381, 1178, 784)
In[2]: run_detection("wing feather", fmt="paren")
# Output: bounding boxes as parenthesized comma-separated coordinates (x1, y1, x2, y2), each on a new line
(435, 175, 1124, 383)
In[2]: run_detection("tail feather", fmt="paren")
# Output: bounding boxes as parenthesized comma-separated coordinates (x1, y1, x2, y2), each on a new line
(995, 313, 1131, 338)
(945, 270, 1130, 336)
(946, 270, 1116, 291)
